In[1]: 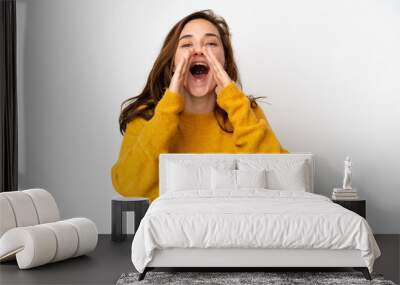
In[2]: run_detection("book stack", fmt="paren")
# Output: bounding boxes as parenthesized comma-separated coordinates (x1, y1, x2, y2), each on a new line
(332, 188, 359, 200)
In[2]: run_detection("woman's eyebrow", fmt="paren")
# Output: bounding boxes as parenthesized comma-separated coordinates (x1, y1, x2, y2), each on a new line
(179, 33, 220, 41)
(204, 33, 219, 39)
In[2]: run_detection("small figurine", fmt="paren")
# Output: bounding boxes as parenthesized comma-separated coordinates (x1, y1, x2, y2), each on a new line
(342, 156, 352, 190)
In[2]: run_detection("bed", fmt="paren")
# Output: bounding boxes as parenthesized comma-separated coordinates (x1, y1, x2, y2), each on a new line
(130, 153, 381, 281)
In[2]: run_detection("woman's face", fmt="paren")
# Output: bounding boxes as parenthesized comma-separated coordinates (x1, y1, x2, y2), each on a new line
(174, 18, 225, 97)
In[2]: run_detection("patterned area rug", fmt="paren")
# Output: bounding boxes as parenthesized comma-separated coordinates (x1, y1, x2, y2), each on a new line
(116, 271, 396, 285)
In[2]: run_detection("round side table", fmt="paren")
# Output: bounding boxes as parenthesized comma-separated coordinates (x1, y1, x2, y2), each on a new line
(111, 196, 149, 242)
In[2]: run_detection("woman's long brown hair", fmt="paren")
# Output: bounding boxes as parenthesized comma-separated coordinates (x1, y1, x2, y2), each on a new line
(118, 9, 265, 135)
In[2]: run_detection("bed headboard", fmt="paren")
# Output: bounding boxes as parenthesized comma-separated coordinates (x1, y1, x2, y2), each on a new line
(159, 153, 315, 195)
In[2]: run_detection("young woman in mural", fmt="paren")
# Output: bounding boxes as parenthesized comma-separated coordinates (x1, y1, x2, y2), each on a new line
(111, 10, 289, 201)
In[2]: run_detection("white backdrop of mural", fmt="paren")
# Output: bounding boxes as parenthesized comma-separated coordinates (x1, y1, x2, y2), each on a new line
(16, 0, 400, 233)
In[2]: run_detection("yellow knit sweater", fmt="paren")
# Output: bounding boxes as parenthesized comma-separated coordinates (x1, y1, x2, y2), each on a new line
(111, 82, 289, 201)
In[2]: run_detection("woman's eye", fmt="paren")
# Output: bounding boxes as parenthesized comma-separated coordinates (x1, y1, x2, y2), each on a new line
(207, 42, 218, 47)
(181, 43, 192, 48)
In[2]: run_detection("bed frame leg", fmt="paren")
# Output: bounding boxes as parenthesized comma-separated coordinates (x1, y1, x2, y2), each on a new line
(138, 268, 148, 281)
(354, 267, 371, 280)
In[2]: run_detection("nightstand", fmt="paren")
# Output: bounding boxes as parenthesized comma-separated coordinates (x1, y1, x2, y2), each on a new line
(111, 197, 150, 242)
(332, 199, 366, 219)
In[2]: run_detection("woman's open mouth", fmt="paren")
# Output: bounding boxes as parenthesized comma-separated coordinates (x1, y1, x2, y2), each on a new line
(189, 62, 210, 81)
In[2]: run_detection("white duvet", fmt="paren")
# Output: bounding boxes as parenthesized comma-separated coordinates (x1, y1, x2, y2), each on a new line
(131, 189, 381, 273)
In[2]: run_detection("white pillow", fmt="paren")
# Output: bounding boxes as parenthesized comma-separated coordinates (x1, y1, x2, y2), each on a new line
(211, 168, 267, 190)
(238, 159, 309, 192)
(266, 162, 307, 191)
(166, 160, 236, 192)
(211, 168, 236, 190)
(236, 169, 267, 188)
(167, 162, 210, 191)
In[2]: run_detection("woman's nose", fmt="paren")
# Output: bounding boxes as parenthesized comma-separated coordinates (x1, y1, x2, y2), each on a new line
(192, 45, 204, 56)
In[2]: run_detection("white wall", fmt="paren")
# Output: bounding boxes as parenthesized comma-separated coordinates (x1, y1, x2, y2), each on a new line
(16, 0, 400, 234)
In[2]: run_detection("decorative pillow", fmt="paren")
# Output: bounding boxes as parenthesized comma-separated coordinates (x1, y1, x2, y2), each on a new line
(211, 168, 236, 190)
(236, 169, 267, 188)
(211, 168, 268, 190)
(166, 159, 236, 192)
(237, 159, 309, 192)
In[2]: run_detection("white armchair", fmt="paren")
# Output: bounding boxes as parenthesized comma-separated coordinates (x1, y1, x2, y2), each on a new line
(0, 188, 98, 269)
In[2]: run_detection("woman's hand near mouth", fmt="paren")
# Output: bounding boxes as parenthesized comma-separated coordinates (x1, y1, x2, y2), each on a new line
(203, 46, 233, 95)
(169, 50, 191, 97)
